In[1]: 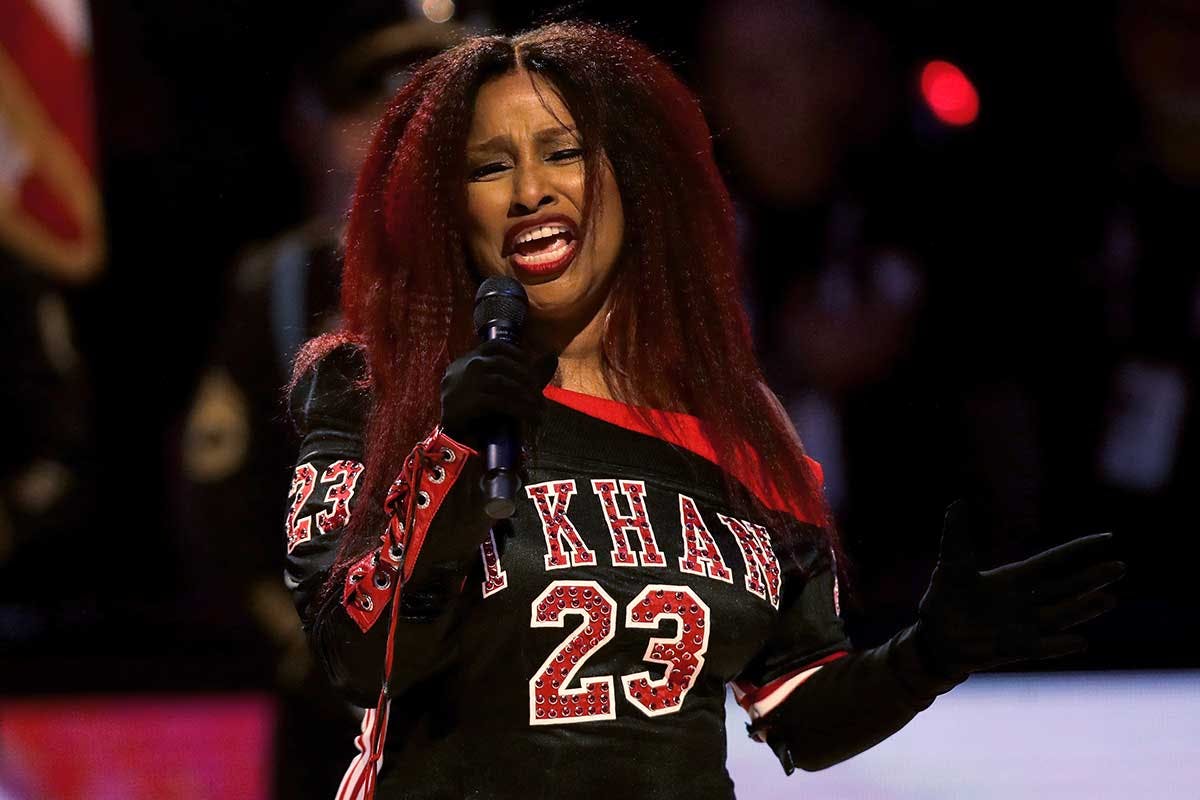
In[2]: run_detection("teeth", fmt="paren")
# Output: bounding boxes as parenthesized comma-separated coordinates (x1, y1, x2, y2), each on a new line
(513, 237, 573, 265)
(515, 223, 569, 245)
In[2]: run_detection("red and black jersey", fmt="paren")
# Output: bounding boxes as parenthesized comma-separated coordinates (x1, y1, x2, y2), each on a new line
(285, 345, 855, 799)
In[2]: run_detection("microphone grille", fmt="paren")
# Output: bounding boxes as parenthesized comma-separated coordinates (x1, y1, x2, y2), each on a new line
(474, 277, 529, 332)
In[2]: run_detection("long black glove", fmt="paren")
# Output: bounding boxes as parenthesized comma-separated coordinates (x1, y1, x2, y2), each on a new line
(750, 500, 1126, 773)
(912, 499, 1126, 683)
(439, 338, 557, 449)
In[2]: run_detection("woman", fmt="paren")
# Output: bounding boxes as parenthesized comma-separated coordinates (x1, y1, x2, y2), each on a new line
(283, 22, 1125, 800)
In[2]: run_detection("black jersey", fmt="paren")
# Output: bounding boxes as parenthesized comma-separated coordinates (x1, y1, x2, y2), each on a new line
(285, 346, 852, 799)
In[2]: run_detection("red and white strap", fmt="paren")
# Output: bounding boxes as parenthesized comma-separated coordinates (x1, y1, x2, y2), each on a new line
(339, 426, 476, 800)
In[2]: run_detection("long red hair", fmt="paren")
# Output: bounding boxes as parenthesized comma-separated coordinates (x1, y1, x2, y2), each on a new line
(290, 21, 854, 614)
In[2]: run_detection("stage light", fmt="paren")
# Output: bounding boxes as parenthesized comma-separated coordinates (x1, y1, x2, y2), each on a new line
(920, 60, 979, 126)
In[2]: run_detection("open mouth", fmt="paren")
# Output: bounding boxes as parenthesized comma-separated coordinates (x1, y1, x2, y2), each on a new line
(508, 226, 579, 276)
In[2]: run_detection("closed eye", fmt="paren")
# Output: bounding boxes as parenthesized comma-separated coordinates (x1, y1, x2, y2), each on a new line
(469, 161, 508, 180)
(469, 149, 583, 181)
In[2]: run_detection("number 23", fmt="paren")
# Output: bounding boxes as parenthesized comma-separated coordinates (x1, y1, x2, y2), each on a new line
(529, 580, 710, 725)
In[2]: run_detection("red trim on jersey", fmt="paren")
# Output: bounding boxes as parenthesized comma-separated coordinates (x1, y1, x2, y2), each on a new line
(733, 649, 850, 711)
(543, 385, 824, 525)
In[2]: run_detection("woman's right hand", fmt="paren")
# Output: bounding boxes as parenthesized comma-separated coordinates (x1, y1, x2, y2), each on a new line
(439, 339, 557, 448)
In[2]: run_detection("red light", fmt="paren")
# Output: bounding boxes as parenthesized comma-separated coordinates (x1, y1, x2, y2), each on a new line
(920, 60, 979, 126)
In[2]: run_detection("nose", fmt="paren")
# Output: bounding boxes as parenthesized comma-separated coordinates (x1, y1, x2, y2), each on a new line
(509, 161, 556, 216)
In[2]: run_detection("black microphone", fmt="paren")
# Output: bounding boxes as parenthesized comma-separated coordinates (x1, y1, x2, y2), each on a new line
(472, 277, 529, 519)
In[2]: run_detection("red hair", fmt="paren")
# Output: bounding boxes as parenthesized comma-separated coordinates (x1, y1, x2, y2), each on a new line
(290, 22, 855, 614)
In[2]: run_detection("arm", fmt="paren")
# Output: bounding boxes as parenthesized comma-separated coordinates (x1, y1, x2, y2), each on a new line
(746, 623, 962, 773)
(731, 552, 958, 775)
(748, 500, 1125, 773)
(284, 345, 493, 707)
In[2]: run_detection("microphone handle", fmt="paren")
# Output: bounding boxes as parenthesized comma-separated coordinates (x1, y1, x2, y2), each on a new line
(480, 325, 521, 519)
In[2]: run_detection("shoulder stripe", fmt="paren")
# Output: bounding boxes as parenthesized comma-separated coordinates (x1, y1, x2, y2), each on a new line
(543, 385, 824, 525)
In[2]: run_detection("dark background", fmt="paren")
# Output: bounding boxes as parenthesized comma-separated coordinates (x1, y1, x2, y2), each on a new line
(4, 0, 1192, 708)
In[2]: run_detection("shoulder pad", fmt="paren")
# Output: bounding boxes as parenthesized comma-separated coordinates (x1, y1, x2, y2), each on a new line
(289, 343, 371, 439)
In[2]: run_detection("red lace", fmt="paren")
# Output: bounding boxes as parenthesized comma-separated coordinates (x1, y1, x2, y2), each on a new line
(349, 430, 455, 800)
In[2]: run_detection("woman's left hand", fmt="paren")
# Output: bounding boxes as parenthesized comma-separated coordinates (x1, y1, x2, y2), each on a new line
(911, 500, 1127, 683)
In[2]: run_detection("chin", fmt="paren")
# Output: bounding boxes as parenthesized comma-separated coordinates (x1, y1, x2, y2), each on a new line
(526, 296, 579, 320)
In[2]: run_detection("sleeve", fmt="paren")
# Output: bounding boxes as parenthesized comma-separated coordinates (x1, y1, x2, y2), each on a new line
(284, 344, 493, 708)
(730, 543, 853, 734)
(731, 537, 967, 775)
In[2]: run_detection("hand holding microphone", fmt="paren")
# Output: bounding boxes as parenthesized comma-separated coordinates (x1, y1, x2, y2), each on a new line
(439, 277, 557, 518)
(439, 337, 547, 443)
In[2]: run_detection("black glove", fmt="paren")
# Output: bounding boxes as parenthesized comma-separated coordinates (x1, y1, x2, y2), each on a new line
(912, 500, 1126, 683)
(439, 339, 558, 449)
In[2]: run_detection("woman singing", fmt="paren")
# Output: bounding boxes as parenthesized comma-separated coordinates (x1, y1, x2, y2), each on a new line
(283, 22, 1124, 800)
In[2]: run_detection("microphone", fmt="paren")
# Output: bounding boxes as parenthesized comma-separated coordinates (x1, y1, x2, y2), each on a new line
(472, 277, 529, 519)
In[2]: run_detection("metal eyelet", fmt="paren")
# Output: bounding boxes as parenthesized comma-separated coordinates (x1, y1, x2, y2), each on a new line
(349, 571, 364, 583)
(416, 490, 430, 509)
(389, 543, 405, 561)
(374, 570, 392, 590)
(429, 464, 446, 484)
(441, 447, 455, 463)
(358, 593, 374, 612)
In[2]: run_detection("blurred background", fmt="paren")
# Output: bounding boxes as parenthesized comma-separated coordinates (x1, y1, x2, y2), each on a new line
(1, 0, 1195, 797)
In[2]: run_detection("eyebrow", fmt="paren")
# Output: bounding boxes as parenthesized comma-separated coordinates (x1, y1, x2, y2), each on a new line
(467, 126, 579, 155)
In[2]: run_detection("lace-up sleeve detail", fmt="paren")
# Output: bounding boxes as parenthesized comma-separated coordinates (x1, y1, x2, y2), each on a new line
(342, 427, 477, 633)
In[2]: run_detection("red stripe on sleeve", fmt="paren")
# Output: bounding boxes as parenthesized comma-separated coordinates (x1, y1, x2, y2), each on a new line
(733, 649, 851, 711)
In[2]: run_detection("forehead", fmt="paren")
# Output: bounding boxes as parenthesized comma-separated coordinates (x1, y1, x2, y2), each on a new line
(467, 70, 576, 145)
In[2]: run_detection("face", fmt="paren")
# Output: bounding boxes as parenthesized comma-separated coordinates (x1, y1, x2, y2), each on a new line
(464, 69, 625, 336)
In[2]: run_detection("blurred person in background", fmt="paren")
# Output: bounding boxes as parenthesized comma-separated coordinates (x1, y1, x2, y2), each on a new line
(0, 0, 102, 643)
(0, 253, 97, 629)
(1097, 0, 1198, 508)
(1055, 0, 1200, 661)
(174, 6, 471, 798)
(697, 0, 945, 641)
(698, 0, 1193, 671)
